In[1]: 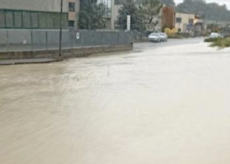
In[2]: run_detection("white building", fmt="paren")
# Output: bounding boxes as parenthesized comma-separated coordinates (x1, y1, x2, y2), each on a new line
(175, 12, 195, 32)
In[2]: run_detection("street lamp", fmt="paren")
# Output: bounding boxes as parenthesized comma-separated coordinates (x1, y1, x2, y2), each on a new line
(59, 0, 63, 57)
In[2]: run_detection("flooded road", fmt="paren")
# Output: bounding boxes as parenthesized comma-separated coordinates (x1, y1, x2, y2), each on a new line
(1, 38, 230, 164)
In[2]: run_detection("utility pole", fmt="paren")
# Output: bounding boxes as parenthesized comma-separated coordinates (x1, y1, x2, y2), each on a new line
(59, 0, 63, 57)
(127, 15, 131, 31)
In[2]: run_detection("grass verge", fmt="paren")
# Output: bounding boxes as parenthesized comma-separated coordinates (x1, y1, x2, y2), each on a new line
(204, 37, 222, 42)
(209, 38, 230, 49)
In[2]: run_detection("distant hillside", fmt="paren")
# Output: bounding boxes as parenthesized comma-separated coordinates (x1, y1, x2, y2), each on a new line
(159, 0, 175, 6)
(176, 0, 230, 23)
(114, 0, 175, 6)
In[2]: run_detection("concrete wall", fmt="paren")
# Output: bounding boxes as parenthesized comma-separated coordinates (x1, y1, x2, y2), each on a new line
(68, 0, 80, 28)
(0, 29, 133, 60)
(0, 44, 133, 60)
(175, 12, 195, 32)
(0, 29, 133, 53)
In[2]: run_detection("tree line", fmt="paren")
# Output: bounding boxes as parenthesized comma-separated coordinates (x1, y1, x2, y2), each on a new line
(116, 0, 163, 31)
(78, 0, 163, 30)
(177, 0, 230, 22)
(78, 0, 230, 30)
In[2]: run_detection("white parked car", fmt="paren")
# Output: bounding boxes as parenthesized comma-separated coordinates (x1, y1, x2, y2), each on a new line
(209, 32, 223, 38)
(148, 33, 161, 43)
(159, 33, 168, 42)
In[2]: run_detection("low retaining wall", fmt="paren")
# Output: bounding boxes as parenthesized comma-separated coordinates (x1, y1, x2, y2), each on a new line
(0, 44, 133, 60)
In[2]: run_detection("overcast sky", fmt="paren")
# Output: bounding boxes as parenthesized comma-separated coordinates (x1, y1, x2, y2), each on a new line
(175, 0, 230, 9)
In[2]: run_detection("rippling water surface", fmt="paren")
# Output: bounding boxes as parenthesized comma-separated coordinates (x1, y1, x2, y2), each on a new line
(1, 39, 230, 164)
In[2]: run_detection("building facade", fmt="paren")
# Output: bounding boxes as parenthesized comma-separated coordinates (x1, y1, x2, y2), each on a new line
(175, 12, 195, 32)
(0, 0, 80, 29)
(110, 0, 122, 30)
(98, 0, 113, 29)
(161, 6, 175, 30)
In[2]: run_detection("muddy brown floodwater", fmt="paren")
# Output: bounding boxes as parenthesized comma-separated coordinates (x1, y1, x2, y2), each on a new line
(1, 38, 230, 164)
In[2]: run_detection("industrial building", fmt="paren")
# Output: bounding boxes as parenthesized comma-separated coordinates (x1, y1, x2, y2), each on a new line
(0, 0, 176, 31)
(0, 0, 80, 29)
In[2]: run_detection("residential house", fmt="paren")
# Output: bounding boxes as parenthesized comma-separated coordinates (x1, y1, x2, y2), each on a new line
(175, 12, 205, 36)
(175, 12, 195, 32)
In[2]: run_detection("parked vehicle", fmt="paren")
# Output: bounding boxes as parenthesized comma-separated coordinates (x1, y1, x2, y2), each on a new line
(148, 33, 161, 43)
(159, 33, 168, 42)
(209, 32, 223, 38)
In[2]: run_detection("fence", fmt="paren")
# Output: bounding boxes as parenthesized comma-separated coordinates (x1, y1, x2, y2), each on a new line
(131, 31, 149, 42)
(0, 29, 133, 53)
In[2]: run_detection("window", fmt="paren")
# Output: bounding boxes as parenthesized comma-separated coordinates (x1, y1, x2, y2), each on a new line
(176, 17, 182, 23)
(23, 11, 31, 28)
(62, 14, 68, 28)
(98, 0, 112, 18)
(0, 11, 5, 28)
(5, 11, 14, 27)
(54, 14, 60, 29)
(39, 13, 47, 28)
(69, 2, 75, 12)
(14, 11, 22, 28)
(104, 7, 111, 18)
(69, 21, 75, 27)
(189, 19, 194, 24)
(47, 13, 55, 28)
(31, 13, 39, 28)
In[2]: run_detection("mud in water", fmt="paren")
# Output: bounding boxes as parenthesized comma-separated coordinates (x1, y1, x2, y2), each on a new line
(1, 38, 230, 164)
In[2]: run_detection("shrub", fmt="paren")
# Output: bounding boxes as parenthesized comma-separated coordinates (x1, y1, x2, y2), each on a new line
(210, 38, 230, 49)
(164, 28, 178, 37)
(204, 37, 222, 42)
